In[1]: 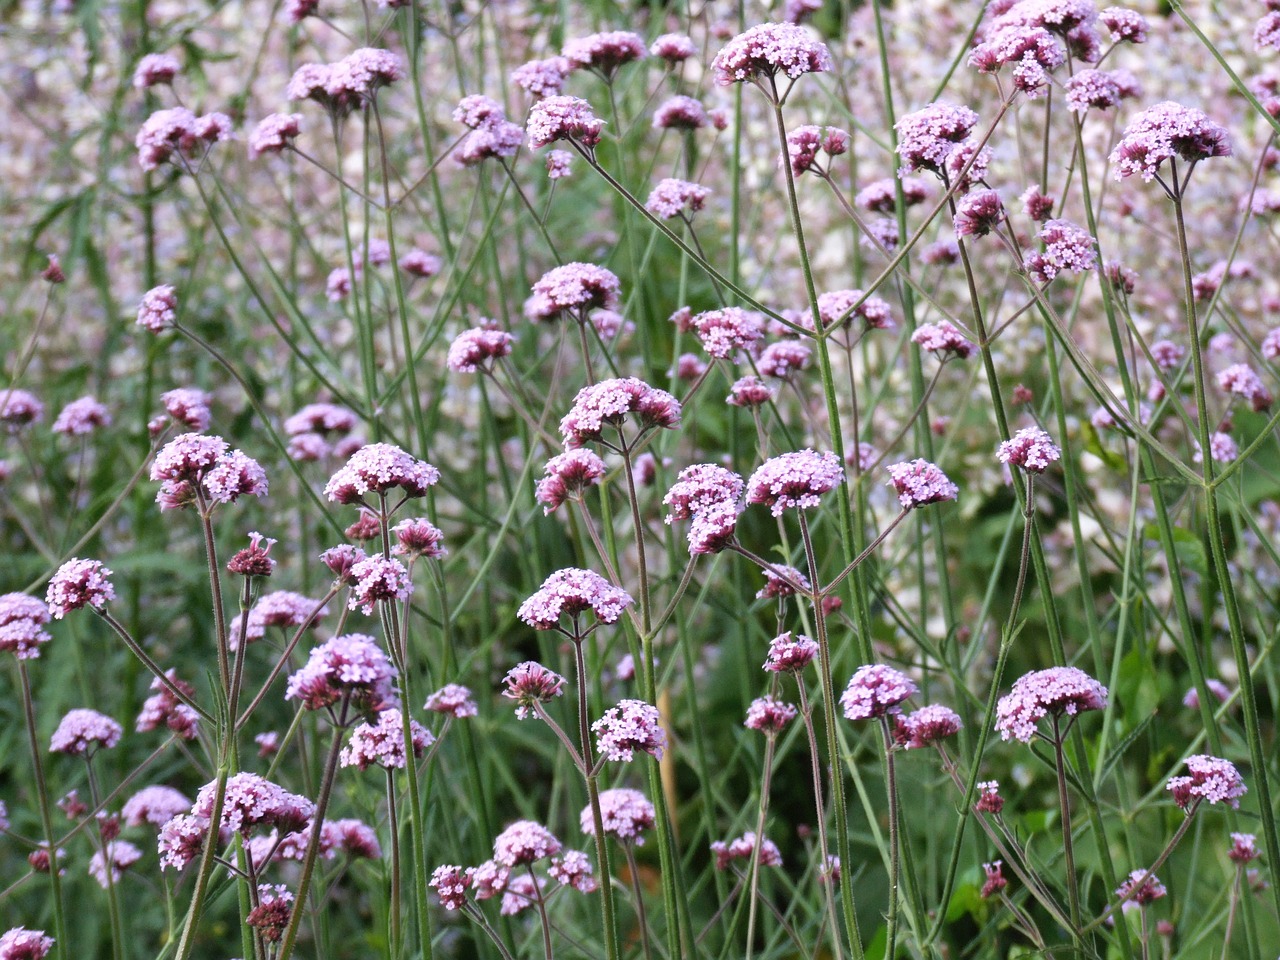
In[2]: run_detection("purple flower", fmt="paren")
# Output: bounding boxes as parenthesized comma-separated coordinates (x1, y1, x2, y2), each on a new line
(447, 325, 513, 372)
(894, 704, 963, 748)
(563, 31, 647, 75)
(399, 248, 442, 277)
(424, 683, 478, 718)
(548, 850, 597, 892)
(526, 96, 604, 149)
(88, 840, 141, 889)
(593, 699, 667, 761)
(249, 114, 302, 158)
(546, 150, 573, 178)
(324, 443, 440, 504)
(664, 463, 744, 521)
(1217, 363, 1273, 411)
(1116, 869, 1166, 906)
(745, 449, 844, 516)
(895, 102, 979, 176)
(194, 772, 314, 835)
(46, 558, 115, 618)
(1100, 7, 1147, 42)
(980, 860, 1007, 898)
(137, 285, 177, 333)
(286, 49, 402, 114)
(201, 449, 268, 503)
(52, 396, 110, 436)
(814, 288, 894, 331)
(645, 178, 710, 219)
(347, 556, 414, 615)
(995, 666, 1108, 742)
(1182, 679, 1230, 710)
(711, 832, 782, 869)
(953, 188, 1006, 237)
(431, 865, 469, 910)
(0, 928, 54, 960)
(1229, 832, 1260, 863)
(764, 631, 819, 672)
(745, 695, 798, 734)
(135, 108, 232, 171)
(1166, 755, 1247, 810)
(997, 427, 1061, 473)
(975, 780, 1005, 814)
(392, 518, 447, 559)
(501, 661, 567, 719)
(1110, 101, 1232, 182)
(653, 95, 708, 130)
(840, 664, 918, 720)
(885, 459, 959, 508)
(1027, 219, 1097, 283)
(341, 709, 433, 770)
(526, 262, 621, 321)
(518, 568, 633, 629)
(133, 52, 180, 88)
(511, 57, 572, 99)
(755, 564, 811, 600)
(689, 307, 766, 359)
(727, 375, 775, 408)
(651, 34, 696, 62)
(785, 124, 849, 176)
(710, 22, 833, 86)
(536, 449, 608, 513)
(161, 388, 210, 431)
(583, 788, 656, 844)
(912, 320, 976, 359)
(0, 594, 52, 660)
(50, 709, 122, 755)
(122, 786, 191, 829)
(493, 820, 561, 866)
(559, 378, 681, 447)
(757, 341, 812, 379)
(285, 633, 398, 713)
(857, 176, 930, 213)
(135, 670, 199, 740)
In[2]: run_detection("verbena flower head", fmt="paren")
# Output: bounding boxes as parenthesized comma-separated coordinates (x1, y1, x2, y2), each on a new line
(511, 57, 572, 99)
(1217, 363, 1273, 411)
(756, 564, 811, 600)
(201, 449, 268, 504)
(347, 556, 414, 615)
(727, 375, 775, 407)
(1229, 833, 1260, 863)
(431, 865, 469, 910)
(424, 683, 478, 718)
(686, 499, 741, 555)
(160, 388, 210, 431)
(757, 341, 812, 379)
(536, 449, 608, 512)
(745, 695, 798, 734)
(227, 531, 277, 578)
(399, 248, 441, 278)
(594, 699, 667, 761)
(1182, 678, 1230, 709)
(286, 49, 403, 114)
(518, 568, 633, 629)
(1116, 870, 1167, 906)
(885, 459, 959, 508)
(710, 22, 833, 86)
(664, 463, 744, 521)
(995, 666, 1108, 742)
(548, 850, 597, 893)
(501, 661, 567, 718)
(896, 102, 979, 176)
(651, 33, 696, 62)
(954, 188, 1006, 237)
(46, 558, 115, 618)
(997, 427, 1061, 473)
(1100, 6, 1147, 42)
(50, 709, 122, 755)
(894, 704, 963, 748)
(546, 150, 573, 178)
(447, 325, 513, 372)
(689, 307, 765, 359)
(653, 95, 708, 130)
(135, 108, 232, 171)
(157, 814, 210, 870)
(135, 670, 199, 740)
(563, 31, 647, 75)
(745, 450, 843, 516)
(526, 96, 604, 149)
(840, 665, 918, 720)
(711, 832, 782, 869)
(340, 708, 433, 770)
(249, 113, 302, 158)
(526, 262, 621, 321)
(1110, 101, 1232, 182)
(645, 178, 710, 219)
(980, 860, 1007, 898)
(0, 594, 52, 659)
(976, 780, 1005, 813)
(324, 443, 439, 504)
(0, 928, 54, 960)
(1027, 219, 1097, 283)
(813, 289, 895, 332)
(133, 51, 180, 88)
(912, 320, 976, 359)
(764, 631, 819, 672)
(88, 840, 141, 889)
(0, 389, 41, 429)
(52, 396, 110, 436)
(857, 176, 930, 213)
(136, 285, 177, 333)
(583, 788, 656, 844)
(195, 772, 314, 835)
(1166, 755, 1247, 810)
(493, 820, 561, 866)
(559, 378, 681, 447)
(122, 786, 191, 829)
(785, 124, 849, 176)
(285, 633, 398, 713)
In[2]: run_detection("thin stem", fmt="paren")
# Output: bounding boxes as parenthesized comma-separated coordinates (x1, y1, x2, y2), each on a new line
(623, 844, 654, 960)
(797, 683, 845, 960)
(1051, 717, 1084, 940)
(745, 733, 777, 960)
(879, 718, 902, 960)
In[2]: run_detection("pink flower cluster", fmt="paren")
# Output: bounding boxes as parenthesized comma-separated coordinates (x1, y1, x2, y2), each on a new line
(593, 699, 667, 761)
(341, 709, 433, 770)
(1026, 219, 1097, 283)
(563, 31, 647, 75)
(582, 788, 656, 844)
(52, 396, 110, 436)
(518, 568, 633, 629)
(512, 57, 572, 99)
(885, 459, 960, 508)
(745, 695, 798, 734)
(526, 96, 605, 149)
(536, 449, 608, 513)
(501, 662, 566, 719)
(895, 102, 979, 177)
(688, 307, 765, 359)
(447, 325, 514, 372)
(710, 22, 833, 85)
(785, 124, 849, 176)
(135, 108, 232, 171)
(1166, 755, 1247, 810)
(840, 664, 918, 720)
(424, 683, 478, 718)
(525, 262, 620, 321)
(746, 449, 843, 516)
(711, 832, 782, 869)
(452, 95, 524, 166)
(894, 704, 963, 749)
(286, 49, 404, 114)
(997, 427, 1061, 473)
(135, 670, 199, 740)
(49, 708, 122, 755)
(763, 631, 819, 672)
(645, 178, 710, 219)
(912, 320, 976, 359)
(1110, 101, 1232, 182)
(663, 463, 744, 555)
(46, 558, 115, 618)
(136, 285, 178, 333)
(559, 377, 681, 447)
(995, 666, 1108, 742)
(324, 443, 439, 504)
(285, 633, 398, 713)
(0, 594, 52, 659)
(248, 113, 302, 158)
